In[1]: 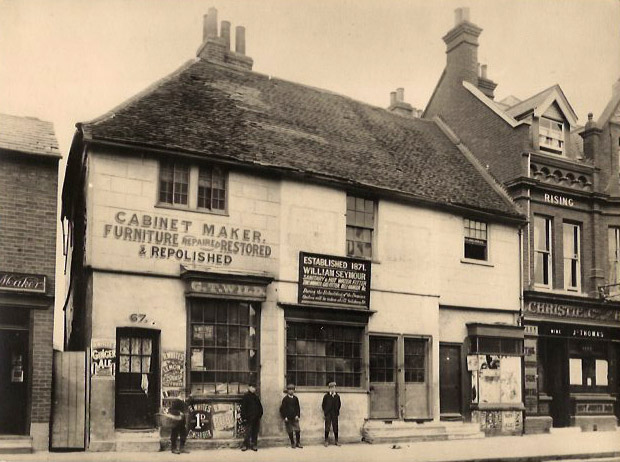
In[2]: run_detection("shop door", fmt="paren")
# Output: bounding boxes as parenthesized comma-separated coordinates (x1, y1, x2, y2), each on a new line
(115, 328, 160, 429)
(547, 338, 570, 427)
(439, 343, 462, 416)
(0, 329, 28, 434)
(369, 336, 398, 419)
(403, 337, 431, 419)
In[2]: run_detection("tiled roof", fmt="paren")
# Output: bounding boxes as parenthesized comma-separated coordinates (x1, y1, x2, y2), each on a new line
(505, 86, 556, 119)
(0, 113, 60, 157)
(81, 59, 521, 219)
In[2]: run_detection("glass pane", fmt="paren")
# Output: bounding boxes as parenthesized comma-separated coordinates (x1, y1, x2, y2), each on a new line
(131, 338, 141, 355)
(119, 338, 130, 355)
(119, 355, 130, 373)
(142, 356, 151, 373)
(142, 338, 152, 355)
(131, 357, 141, 373)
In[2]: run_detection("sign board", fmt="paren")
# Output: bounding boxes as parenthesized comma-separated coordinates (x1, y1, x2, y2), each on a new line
(0, 272, 46, 294)
(188, 281, 267, 301)
(91, 339, 116, 377)
(525, 301, 620, 323)
(162, 351, 185, 388)
(298, 252, 371, 308)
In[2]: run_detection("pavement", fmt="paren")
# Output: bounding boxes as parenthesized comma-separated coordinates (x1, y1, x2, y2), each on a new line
(2, 429, 620, 462)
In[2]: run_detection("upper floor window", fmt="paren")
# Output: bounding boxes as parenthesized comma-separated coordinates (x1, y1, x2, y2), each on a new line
(538, 117, 564, 155)
(463, 218, 488, 260)
(346, 195, 374, 259)
(158, 160, 227, 213)
(534, 215, 553, 287)
(159, 161, 189, 205)
(198, 166, 226, 211)
(609, 227, 620, 293)
(563, 222, 581, 291)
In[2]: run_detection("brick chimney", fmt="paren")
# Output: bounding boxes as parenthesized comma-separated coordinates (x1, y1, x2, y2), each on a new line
(388, 88, 421, 118)
(197, 7, 253, 71)
(443, 8, 497, 99)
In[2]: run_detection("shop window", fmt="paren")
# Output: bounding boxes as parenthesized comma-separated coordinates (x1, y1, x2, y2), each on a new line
(198, 165, 226, 211)
(346, 195, 375, 259)
(286, 322, 363, 388)
(158, 160, 228, 212)
(189, 300, 258, 395)
(470, 337, 523, 355)
(563, 222, 581, 291)
(569, 340, 608, 390)
(159, 161, 189, 205)
(464, 218, 488, 261)
(538, 116, 564, 155)
(608, 227, 620, 294)
(534, 215, 553, 287)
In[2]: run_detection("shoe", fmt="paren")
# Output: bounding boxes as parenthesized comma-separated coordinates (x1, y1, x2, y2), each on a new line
(335, 441, 341, 446)
(241, 446, 249, 452)
(296, 442, 303, 449)
(323, 441, 329, 447)
(290, 442, 296, 448)
(172, 448, 180, 454)
(252, 446, 258, 452)
(180, 447, 190, 454)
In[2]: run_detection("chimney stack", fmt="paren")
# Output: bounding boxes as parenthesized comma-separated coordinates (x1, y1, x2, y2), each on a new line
(388, 88, 419, 118)
(197, 7, 253, 70)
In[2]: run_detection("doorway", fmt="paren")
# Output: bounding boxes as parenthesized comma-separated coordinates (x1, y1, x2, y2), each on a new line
(115, 328, 160, 429)
(544, 337, 570, 427)
(369, 335, 431, 420)
(439, 343, 462, 417)
(0, 329, 29, 435)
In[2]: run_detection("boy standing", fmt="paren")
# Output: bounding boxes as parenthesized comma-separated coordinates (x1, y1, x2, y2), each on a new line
(280, 383, 303, 449)
(240, 382, 263, 451)
(169, 395, 190, 454)
(322, 381, 341, 446)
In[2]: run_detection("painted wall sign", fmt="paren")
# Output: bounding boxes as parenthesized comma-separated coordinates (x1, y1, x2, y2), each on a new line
(91, 339, 116, 377)
(188, 281, 267, 301)
(101, 209, 273, 266)
(525, 301, 620, 322)
(536, 323, 620, 340)
(0, 272, 46, 294)
(162, 351, 185, 389)
(298, 252, 371, 308)
(543, 193, 574, 207)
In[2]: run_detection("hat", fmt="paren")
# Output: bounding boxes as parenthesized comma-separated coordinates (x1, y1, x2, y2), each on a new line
(286, 383, 296, 390)
(328, 381, 337, 387)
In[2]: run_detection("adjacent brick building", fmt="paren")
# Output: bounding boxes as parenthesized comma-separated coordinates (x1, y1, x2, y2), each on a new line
(61, 8, 526, 451)
(424, 8, 620, 434)
(0, 113, 60, 451)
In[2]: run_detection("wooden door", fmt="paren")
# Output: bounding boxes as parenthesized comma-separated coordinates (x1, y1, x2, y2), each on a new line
(0, 329, 28, 435)
(403, 337, 430, 419)
(439, 344, 462, 416)
(369, 336, 398, 419)
(115, 328, 160, 429)
(546, 338, 569, 427)
(51, 351, 86, 449)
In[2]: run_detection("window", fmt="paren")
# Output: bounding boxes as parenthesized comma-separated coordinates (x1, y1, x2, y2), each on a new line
(198, 166, 226, 211)
(286, 322, 363, 388)
(118, 335, 152, 374)
(470, 337, 524, 355)
(464, 219, 488, 260)
(369, 337, 395, 382)
(189, 300, 258, 395)
(158, 161, 227, 212)
(539, 117, 564, 154)
(569, 341, 608, 389)
(346, 196, 375, 259)
(608, 227, 620, 293)
(159, 161, 189, 205)
(534, 215, 553, 287)
(563, 223, 581, 290)
(404, 338, 427, 383)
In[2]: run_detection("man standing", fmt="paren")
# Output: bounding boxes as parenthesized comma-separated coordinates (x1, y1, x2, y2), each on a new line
(280, 383, 303, 449)
(240, 382, 263, 451)
(322, 381, 341, 446)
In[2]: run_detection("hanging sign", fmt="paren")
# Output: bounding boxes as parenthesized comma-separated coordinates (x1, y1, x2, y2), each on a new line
(298, 252, 371, 308)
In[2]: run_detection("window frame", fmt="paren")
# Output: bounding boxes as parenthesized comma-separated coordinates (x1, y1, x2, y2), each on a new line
(534, 215, 553, 288)
(463, 218, 488, 261)
(197, 165, 227, 212)
(158, 161, 190, 207)
(538, 116, 565, 155)
(563, 222, 581, 292)
(568, 340, 608, 392)
(346, 195, 376, 260)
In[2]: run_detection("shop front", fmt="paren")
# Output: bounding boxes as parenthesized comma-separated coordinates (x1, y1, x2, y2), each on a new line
(523, 296, 620, 432)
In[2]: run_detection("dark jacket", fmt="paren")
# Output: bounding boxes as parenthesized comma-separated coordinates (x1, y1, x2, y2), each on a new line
(169, 398, 188, 417)
(322, 392, 341, 417)
(279, 395, 301, 420)
(241, 391, 263, 421)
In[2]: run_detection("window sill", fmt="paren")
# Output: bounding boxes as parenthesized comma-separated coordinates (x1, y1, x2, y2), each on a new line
(155, 203, 229, 217)
(460, 258, 494, 267)
(294, 387, 368, 394)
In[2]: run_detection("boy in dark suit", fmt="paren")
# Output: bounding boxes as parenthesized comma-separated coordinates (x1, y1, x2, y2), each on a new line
(240, 382, 263, 451)
(280, 383, 302, 449)
(322, 381, 341, 446)
(169, 395, 190, 454)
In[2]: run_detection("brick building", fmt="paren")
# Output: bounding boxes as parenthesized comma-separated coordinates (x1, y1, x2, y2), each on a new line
(0, 113, 60, 451)
(61, 8, 526, 451)
(424, 8, 620, 433)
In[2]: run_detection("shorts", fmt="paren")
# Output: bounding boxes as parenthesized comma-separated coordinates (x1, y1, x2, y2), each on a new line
(284, 419, 301, 433)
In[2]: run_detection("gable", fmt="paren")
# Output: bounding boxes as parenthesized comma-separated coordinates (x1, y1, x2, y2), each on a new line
(542, 102, 565, 123)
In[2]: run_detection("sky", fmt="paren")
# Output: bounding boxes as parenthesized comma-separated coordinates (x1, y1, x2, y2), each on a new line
(0, 0, 619, 347)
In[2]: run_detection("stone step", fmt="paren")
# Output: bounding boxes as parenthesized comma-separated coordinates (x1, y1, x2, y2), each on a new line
(0, 435, 33, 454)
(114, 430, 160, 452)
(361, 420, 484, 444)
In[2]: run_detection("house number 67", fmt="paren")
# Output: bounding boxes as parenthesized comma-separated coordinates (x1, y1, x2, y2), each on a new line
(129, 313, 148, 323)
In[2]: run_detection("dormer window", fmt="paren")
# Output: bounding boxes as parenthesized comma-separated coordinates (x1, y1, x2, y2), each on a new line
(539, 117, 564, 154)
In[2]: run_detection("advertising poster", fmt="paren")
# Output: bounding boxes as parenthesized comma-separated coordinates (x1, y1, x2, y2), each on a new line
(91, 339, 116, 377)
(162, 351, 185, 389)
